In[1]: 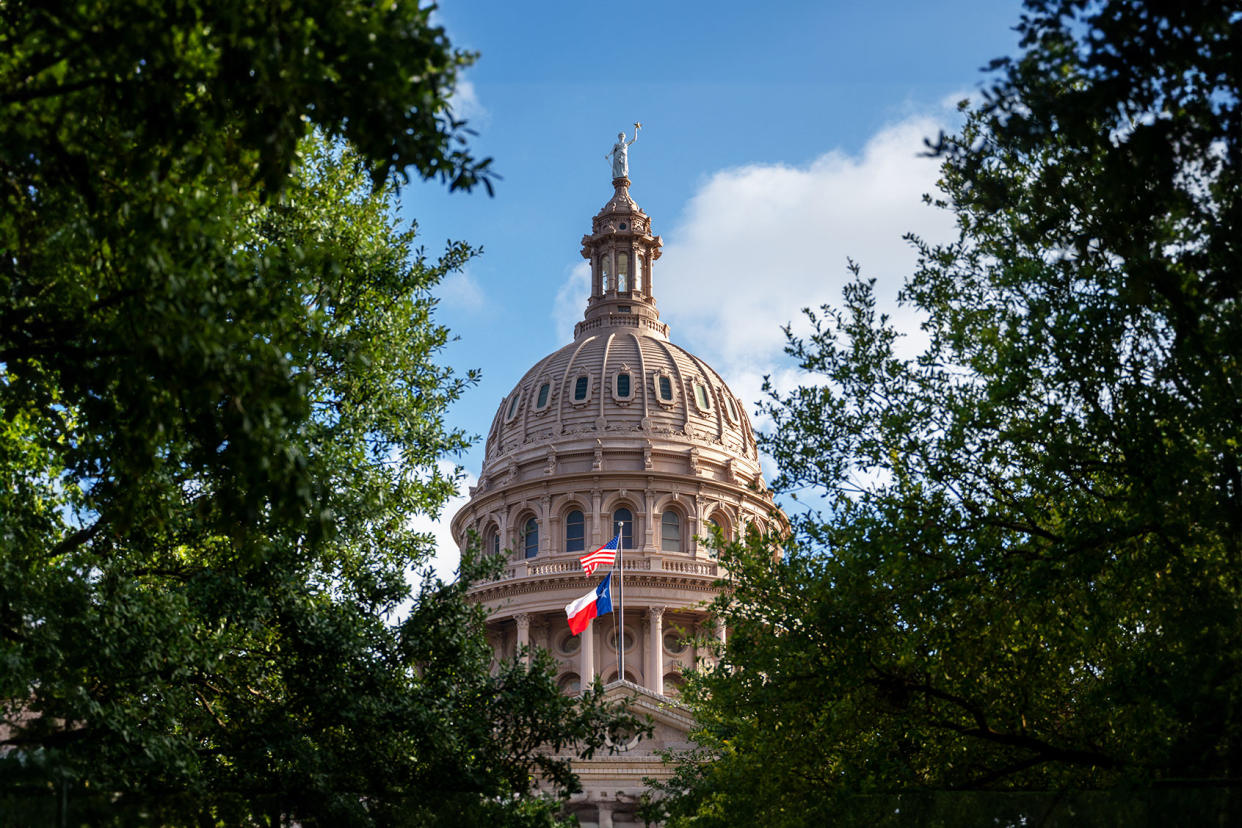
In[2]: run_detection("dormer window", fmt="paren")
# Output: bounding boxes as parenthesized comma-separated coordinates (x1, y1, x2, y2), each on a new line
(723, 394, 740, 423)
(535, 381, 551, 410)
(572, 375, 590, 403)
(614, 371, 633, 401)
(693, 382, 712, 412)
(654, 370, 676, 405)
(504, 390, 522, 422)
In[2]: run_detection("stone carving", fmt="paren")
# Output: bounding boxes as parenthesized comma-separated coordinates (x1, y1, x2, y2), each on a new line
(607, 123, 641, 178)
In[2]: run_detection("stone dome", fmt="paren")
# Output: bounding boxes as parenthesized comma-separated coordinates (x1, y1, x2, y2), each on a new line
(479, 331, 762, 493)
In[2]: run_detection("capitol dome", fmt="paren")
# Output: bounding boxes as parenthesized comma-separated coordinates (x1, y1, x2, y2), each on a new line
(451, 164, 781, 826)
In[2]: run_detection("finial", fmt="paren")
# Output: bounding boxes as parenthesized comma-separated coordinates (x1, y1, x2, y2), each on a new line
(607, 123, 641, 180)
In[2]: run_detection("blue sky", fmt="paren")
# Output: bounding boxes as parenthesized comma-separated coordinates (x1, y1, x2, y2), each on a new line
(405, 1, 1026, 576)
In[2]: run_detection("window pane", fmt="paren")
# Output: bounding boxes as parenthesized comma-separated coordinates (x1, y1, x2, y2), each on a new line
(617, 253, 628, 292)
(601, 256, 610, 291)
(566, 509, 585, 553)
(489, 530, 500, 557)
(695, 384, 710, 410)
(537, 382, 549, 408)
(507, 394, 519, 418)
(617, 373, 630, 397)
(634, 256, 643, 293)
(659, 375, 673, 400)
(574, 376, 588, 400)
(612, 508, 633, 549)
(524, 518, 539, 558)
(661, 511, 681, 552)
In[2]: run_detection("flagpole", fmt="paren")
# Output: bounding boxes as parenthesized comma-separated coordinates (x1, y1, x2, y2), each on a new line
(617, 519, 624, 684)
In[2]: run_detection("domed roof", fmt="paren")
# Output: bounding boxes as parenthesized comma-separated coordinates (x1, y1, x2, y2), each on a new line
(478, 173, 760, 487)
(482, 329, 759, 478)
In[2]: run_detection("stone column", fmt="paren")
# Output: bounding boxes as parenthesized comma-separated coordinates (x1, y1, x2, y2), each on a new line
(648, 606, 665, 696)
(580, 623, 596, 685)
(515, 613, 530, 666)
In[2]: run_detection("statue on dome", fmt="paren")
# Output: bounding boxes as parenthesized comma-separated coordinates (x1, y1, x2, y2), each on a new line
(608, 123, 641, 178)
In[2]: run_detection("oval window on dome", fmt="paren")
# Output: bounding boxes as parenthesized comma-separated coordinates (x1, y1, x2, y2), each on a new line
(504, 390, 522, 422)
(573, 375, 590, 402)
(693, 382, 711, 412)
(654, 371, 675, 405)
(536, 381, 550, 410)
(724, 394, 739, 423)
(615, 371, 632, 400)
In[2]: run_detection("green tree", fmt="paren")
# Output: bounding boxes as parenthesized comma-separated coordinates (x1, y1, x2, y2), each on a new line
(649, 1, 1242, 824)
(1, 3, 639, 825)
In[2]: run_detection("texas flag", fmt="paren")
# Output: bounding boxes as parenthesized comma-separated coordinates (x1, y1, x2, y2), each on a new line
(579, 534, 619, 576)
(565, 573, 613, 635)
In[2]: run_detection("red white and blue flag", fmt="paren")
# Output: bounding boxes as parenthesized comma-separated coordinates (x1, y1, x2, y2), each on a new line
(565, 573, 613, 635)
(579, 534, 619, 576)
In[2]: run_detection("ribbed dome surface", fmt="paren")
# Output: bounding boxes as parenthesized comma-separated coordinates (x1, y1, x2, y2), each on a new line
(482, 328, 759, 481)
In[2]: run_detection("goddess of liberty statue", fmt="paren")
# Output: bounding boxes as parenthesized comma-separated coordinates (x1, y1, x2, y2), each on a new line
(607, 123, 642, 178)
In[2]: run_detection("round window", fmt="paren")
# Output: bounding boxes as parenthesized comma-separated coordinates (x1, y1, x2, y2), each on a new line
(559, 634, 581, 656)
(607, 629, 636, 652)
(663, 631, 687, 655)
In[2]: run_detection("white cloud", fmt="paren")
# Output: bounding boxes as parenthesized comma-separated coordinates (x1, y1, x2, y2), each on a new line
(437, 268, 486, 312)
(448, 77, 488, 128)
(552, 261, 591, 342)
(547, 106, 963, 487)
(657, 108, 960, 400)
(406, 461, 477, 583)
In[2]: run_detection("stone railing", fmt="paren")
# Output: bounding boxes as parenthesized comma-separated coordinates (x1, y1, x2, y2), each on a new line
(471, 554, 717, 588)
(661, 559, 717, 576)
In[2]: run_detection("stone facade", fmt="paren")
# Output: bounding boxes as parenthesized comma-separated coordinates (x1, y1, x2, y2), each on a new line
(451, 174, 779, 827)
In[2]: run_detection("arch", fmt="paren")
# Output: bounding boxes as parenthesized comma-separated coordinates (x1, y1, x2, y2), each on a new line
(558, 672, 581, 694)
(611, 506, 634, 550)
(522, 516, 539, 559)
(483, 523, 501, 558)
(663, 673, 687, 696)
(565, 508, 586, 554)
(617, 252, 629, 292)
(660, 509, 683, 553)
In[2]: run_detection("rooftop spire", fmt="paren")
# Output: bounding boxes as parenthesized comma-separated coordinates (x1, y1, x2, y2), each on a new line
(576, 126, 666, 340)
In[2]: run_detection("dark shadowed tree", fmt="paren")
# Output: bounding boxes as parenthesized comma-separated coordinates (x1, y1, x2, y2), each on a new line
(648, 1, 1242, 824)
(1, 3, 639, 825)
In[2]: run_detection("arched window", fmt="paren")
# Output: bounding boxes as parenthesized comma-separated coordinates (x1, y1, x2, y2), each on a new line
(600, 255, 611, 292)
(634, 254, 644, 293)
(523, 517, 539, 559)
(536, 382, 550, 409)
(565, 509, 585, 553)
(661, 510, 681, 552)
(617, 253, 629, 292)
(612, 507, 634, 550)
(486, 527, 500, 557)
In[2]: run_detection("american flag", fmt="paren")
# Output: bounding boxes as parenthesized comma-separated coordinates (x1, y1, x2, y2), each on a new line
(579, 534, 619, 576)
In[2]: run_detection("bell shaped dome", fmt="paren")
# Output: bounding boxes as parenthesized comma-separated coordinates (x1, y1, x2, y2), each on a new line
(475, 176, 761, 492)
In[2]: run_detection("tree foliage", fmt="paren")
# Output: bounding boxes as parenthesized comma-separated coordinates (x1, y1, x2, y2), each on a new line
(1, 3, 638, 825)
(650, 1, 1242, 824)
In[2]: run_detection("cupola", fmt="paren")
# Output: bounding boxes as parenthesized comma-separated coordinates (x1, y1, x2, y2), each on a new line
(576, 174, 668, 340)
